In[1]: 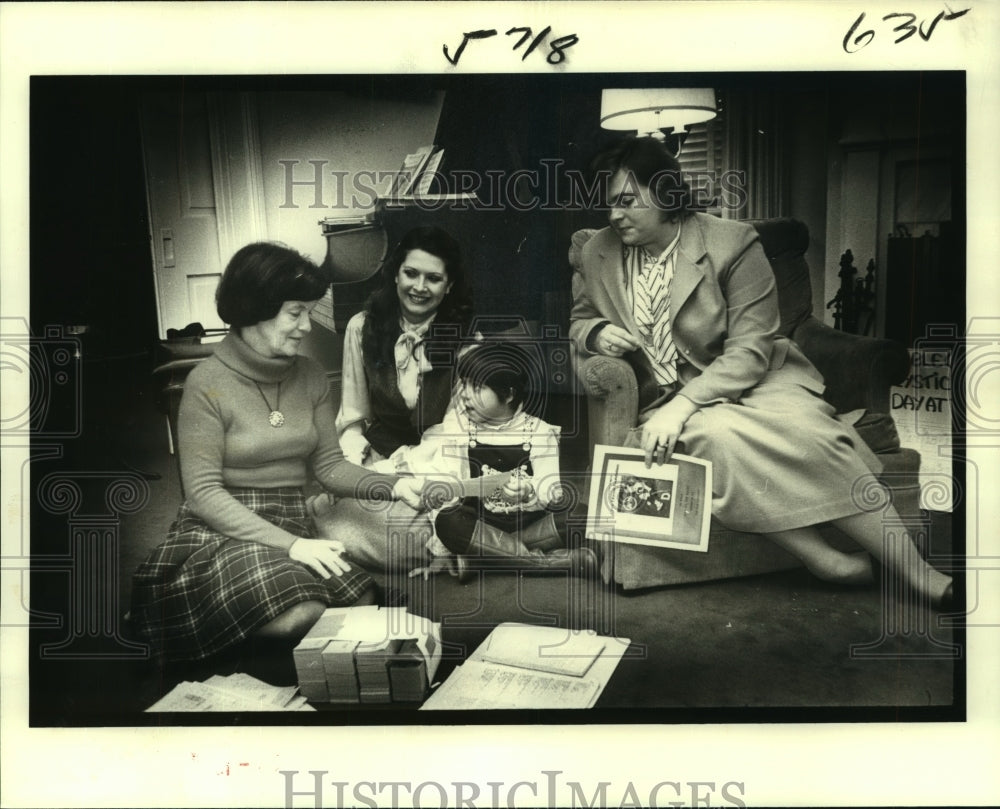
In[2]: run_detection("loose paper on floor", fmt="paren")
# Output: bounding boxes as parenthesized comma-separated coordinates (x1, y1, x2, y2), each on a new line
(146, 673, 315, 712)
(421, 623, 629, 710)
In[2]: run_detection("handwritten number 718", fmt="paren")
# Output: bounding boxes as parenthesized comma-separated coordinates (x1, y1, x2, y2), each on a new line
(444, 26, 579, 65)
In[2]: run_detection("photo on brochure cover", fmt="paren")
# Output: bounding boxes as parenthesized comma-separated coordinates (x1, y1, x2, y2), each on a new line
(586, 446, 711, 552)
(24, 69, 965, 725)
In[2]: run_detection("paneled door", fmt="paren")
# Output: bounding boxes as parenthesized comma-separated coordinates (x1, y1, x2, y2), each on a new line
(140, 92, 225, 338)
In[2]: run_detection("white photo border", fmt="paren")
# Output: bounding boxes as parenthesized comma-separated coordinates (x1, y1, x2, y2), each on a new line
(2, 2, 998, 808)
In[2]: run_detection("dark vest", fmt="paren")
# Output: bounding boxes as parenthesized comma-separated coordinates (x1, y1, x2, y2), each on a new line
(363, 341, 457, 457)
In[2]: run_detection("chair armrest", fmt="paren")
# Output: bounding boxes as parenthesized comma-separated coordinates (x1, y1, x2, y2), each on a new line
(152, 357, 209, 376)
(576, 314, 910, 447)
(792, 316, 910, 413)
(576, 354, 639, 448)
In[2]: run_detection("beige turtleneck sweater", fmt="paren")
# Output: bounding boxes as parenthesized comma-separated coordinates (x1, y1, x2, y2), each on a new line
(178, 331, 397, 551)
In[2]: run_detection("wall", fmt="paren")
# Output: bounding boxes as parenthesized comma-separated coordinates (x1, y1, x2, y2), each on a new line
(256, 89, 444, 265)
(819, 77, 960, 336)
(228, 88, 442, 370)
(779, 75, 960, 337)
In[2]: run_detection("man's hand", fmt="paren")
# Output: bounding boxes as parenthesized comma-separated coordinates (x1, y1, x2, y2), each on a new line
(639, 395, 698, 467)
(593, 324, 640, 357)
(289, 538, 352, 579)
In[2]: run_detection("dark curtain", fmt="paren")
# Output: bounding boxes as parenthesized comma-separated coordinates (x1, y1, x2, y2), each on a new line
(723, 90, 788, 220)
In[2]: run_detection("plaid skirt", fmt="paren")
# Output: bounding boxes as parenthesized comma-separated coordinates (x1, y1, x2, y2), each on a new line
(130, 487, 375, 662)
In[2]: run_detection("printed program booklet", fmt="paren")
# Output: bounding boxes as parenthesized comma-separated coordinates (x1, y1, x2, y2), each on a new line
(585, 445, 712, 553)
(420, 623, 630, 710)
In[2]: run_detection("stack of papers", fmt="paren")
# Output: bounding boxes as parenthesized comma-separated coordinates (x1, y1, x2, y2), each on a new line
(480, 624, 605, 677)
(146, 673, 315, 712)
(355, 637, 400, 704)
(421, 623, 629, 711)
(293, 608, 352, 702)
(388, 638, 430, 703)
(322, 639, 360, 704)
(293, 605, 442, 705)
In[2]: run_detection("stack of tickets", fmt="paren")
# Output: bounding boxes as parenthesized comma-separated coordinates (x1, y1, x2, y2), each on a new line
(293, 606, 441, 705)
(354, 637, 401, 704)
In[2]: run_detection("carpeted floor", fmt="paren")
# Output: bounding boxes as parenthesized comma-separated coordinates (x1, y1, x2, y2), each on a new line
(26, 354, 962, 725)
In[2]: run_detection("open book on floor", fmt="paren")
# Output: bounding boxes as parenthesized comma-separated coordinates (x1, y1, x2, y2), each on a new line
(585, 445, 712, 553)
(421, 623, 630, 710)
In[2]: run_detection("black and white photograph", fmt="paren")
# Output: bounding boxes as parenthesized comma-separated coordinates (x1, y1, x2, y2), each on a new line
(2, 2, 998, 807)
(586, 446, 712, 551)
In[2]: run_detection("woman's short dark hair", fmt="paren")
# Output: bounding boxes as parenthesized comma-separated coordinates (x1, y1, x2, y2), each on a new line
(216, 242, 328, 328)
(456, 340, 543, 414)
(362, 226, 474, 367)
(591, 136, 694, 223)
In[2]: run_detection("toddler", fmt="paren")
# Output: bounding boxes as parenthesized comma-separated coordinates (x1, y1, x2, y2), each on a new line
(405, 340, 597, 580)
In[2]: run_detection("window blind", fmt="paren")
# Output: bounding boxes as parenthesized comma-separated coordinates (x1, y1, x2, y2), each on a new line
(679, 114, 725, 217)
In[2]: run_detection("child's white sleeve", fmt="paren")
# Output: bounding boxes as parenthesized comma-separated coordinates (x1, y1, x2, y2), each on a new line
(398, 415, 458, 475)
(412, 410, 468, 477)
(397, 425, 441, 475)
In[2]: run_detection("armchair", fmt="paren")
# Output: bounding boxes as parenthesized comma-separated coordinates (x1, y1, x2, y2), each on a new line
(570, 219, 920, 589)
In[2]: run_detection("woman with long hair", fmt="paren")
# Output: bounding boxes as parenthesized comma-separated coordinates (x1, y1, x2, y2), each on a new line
(327, 226, 476, 571)
(336, 225, 474, 471)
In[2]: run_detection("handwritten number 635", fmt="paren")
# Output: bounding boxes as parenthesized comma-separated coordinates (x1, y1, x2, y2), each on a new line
(843, 7, 970, 53)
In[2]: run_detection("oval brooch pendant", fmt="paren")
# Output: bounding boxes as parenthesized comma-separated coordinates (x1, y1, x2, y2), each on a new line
(268, 410, 286, 428)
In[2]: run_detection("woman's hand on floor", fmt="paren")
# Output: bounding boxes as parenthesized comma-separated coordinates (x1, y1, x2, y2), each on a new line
(639, 395, 698, 466)
(289, 538, 352, 579)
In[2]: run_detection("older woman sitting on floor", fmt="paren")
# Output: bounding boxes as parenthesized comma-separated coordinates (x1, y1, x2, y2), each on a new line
(130, 242, 422, 663)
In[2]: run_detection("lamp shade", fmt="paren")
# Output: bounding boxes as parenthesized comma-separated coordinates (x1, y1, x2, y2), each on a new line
(600, 89, 717, 135)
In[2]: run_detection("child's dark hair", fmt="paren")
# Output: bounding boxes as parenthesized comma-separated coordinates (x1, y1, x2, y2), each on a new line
(456, 341, 544, 414)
